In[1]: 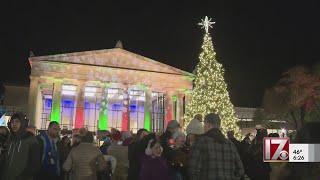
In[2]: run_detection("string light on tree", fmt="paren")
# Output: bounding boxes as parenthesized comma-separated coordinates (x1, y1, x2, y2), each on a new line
(184, 16, 242, 140)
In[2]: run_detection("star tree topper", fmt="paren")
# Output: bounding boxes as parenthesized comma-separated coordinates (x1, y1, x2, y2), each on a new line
(198, 16, 215, 33)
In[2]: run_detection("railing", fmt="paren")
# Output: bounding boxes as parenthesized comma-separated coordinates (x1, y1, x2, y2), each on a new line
(0, 106, 26, 116)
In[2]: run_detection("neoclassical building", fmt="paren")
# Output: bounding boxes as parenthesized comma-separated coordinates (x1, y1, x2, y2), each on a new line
(27, 43, 194, 133)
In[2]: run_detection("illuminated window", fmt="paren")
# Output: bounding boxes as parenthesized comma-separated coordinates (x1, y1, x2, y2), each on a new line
(152, 92, 165, 132)
(60, 84, 77, 130)
(108, 88, 123, 130)
(129, 89, 145, 133)
(40, 83, 54, 130)
(84, 86, 101, 132)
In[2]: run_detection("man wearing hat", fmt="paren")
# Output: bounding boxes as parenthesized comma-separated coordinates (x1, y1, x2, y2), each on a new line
(189, 113, 244, 180)
(160, 120, 180, 161)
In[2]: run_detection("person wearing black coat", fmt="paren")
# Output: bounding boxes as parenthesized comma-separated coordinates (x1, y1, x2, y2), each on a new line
(1, 112, 41, 180)
(127, 129, 156, 180)
(242, 129, 271, 180)
(160, 120, 180, 162)
(0, 126, 10, 175)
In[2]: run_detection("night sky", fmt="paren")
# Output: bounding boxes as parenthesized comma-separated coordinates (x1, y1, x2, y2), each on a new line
(2, 1, 320, 107)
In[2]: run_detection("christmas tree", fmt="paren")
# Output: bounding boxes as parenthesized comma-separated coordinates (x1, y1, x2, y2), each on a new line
(184, 16, 242, 139)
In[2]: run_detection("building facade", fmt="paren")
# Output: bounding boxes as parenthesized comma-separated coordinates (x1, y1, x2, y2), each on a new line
(27, 46, 194, 133)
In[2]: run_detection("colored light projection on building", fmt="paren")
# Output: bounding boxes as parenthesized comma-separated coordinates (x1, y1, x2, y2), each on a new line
(165, 92, 173, 128)
(75, 84, 85, 129)
(51, 93, 61, 123)
(111, 104, 122, 129)
(99, 87, 108, 130)
(122, 89, 130, 131)
(144, 90, 151, 131)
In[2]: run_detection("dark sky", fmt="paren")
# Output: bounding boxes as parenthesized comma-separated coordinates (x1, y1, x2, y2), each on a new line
(2, 0, 320, 107)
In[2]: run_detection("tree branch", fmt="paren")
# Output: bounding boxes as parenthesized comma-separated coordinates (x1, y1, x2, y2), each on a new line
(289, 109, 298, 129)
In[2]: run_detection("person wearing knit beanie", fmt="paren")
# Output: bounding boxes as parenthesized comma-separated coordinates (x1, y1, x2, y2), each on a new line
(186, 114, 204, 135)
(122, 130, 133, 146)
(173, 131, 185, 148)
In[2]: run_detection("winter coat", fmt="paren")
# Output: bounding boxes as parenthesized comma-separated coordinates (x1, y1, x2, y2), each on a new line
(186, 119, 204, 135)
(242, 141, 271, 180)
(170, 146, 190, 179)
(63, 142, 107, 180)
(139, 155, 169, 180)
(127, 133, 156, 180)
(123, 137, 133, 146)
(189, 128, 244, 180)
(0, 133, 9, 174)
(1, 131, 41, 180)
(229, 137, 242, 154)
(36, 132, 61, 179)
(107, 143, 129, 180)
(160, 130, 175, 161)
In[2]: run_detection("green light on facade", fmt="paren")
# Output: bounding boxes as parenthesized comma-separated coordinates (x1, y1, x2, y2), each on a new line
(50, 95, 61, 123)
(99, 110, 108, 130)
(144, 90, 151, 131)
(99, 86, 109, 130)
(144, 109, 151, 131)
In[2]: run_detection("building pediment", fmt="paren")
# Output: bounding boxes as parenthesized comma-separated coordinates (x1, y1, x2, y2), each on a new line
(30, 48, 193, 76)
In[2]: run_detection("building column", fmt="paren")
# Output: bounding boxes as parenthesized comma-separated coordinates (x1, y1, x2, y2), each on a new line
(176, 93, 185, 127)
(99, 85, 109, 130)
(28, 76, 40, 126)
(173, 95, 177, 120)
(51, 81, 62, 123)
(122, 85, 130, 131)
(165, 89, 174, 129)
(185, 92, 192, 107)
(144, 87, 152, 131)
(35, 86, 43, 129)
(74, 81, 85, 129)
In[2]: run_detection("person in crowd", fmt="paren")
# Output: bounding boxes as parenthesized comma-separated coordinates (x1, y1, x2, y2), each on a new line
(255, 124, 262, 132)
(1, 112, 41, 180)
(268, 133, 280, 137)
(108, 133, 129, 180)
(0, 126, 10, 175)
(185, 133, 196, 148)
(63, 128, 107, 180)
(227, 130, 242, 154)
(242, 128, 271, 180)
(274, 122, 320, 180)
(185, 114, 204, 149)
(71, 134, 81, 148)
(170, 131, 189, 180)
(240, 133, 251, 157)
(122, 131, 134, 146)
(58, 136, 71, 180)
(267, 132, 281, 180)
(127, 128, 155, 180)
(26, 124, 37, 135)
(186, 114, 203, 136)
(111, 128, 122, 141)
(160, 120, 180, 161)
(242, 133, 251, 143)
(100, 134, 112, 155)
(0, 126, 9, 153)
(139, 139, 169, 180)
(36, 121, 62, 180)
(189, 113, 244, 180)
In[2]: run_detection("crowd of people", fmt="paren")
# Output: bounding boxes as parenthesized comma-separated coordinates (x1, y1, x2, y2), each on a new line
(0, 111, 319, 180)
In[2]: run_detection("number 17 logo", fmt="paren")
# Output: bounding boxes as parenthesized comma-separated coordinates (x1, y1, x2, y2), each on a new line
(263, 137, 290, 162)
